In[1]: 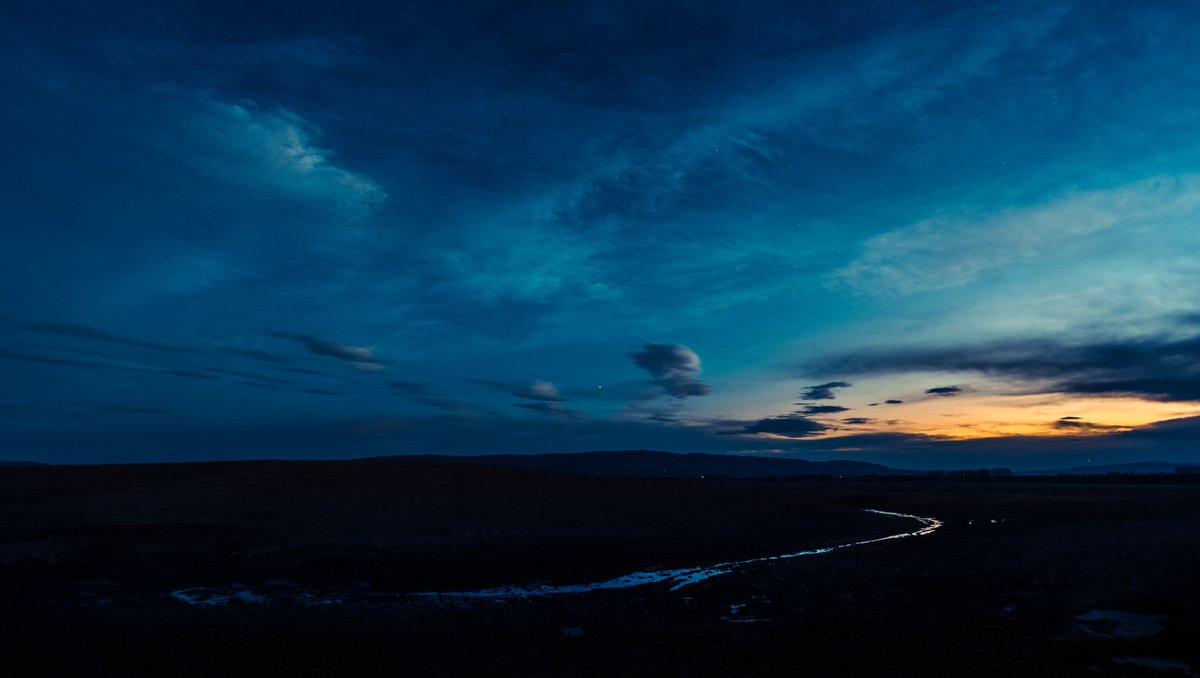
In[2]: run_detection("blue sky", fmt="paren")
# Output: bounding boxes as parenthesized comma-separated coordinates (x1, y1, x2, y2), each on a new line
(3, 0, 1200, 468)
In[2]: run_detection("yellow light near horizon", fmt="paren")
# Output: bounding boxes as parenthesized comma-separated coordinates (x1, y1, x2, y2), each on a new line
(823, 393, 1200, 440)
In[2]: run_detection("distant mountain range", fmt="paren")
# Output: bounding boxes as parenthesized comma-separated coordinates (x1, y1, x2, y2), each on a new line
(1016, 461, 1188, 476)
(4, 453, 1195, 477)
(392, 452, 1198, 478)
(390, 450, 915, 478)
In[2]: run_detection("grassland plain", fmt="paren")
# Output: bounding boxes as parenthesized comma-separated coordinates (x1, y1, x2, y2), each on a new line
(2, 460, 1198, 676)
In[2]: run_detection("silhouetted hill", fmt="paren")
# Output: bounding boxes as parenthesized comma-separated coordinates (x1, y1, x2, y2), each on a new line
(0, 457, 888, 595)
(391, 450, 912, 478)
(0, 461, 46, 467)
(1018, 461, 1180, 476)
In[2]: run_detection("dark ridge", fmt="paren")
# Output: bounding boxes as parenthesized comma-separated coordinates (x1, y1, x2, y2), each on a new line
(1017, 461, 1182, 476)
(0, 458, 890, 594)
(376, 450, 914, 478)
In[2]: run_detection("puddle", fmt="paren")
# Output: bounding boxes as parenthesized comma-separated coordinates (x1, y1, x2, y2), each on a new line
(1074, 609, 1166, 640)
(170, 585, 266, 606)
(719, 598, 773, 624)
(168, 581, 345, 607)
(1114, 656, 1193, 674)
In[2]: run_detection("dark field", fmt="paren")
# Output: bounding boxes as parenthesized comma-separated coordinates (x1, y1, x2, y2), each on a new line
(2, 460, 1199, 677)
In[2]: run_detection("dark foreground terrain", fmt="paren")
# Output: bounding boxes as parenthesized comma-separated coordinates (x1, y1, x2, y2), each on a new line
(2, 458, 1198, 677)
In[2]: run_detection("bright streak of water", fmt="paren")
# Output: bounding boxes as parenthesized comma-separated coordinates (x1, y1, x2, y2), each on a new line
(417, 508, 942, 599)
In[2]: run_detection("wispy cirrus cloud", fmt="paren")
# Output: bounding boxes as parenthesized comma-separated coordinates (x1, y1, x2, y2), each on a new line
(7, 1, 1200, 469)
(0, 347, 144, 372)
(177, 97, 387, 221)
(161, 369, 221, 381)
(391, 380, 481, 415)
(401, 2, 1075, 317)
(809, 326, 1200, 403)
(271, 332, 384, 371)
(75, 402, 168, 415)
(470, 379, 564, 402)
(515, 400, 585, 420)
(218, 347, 294, 364)
(836, 176, 1200, 295)
(202, 368, 299, 384)
(24, 322, 197, 353)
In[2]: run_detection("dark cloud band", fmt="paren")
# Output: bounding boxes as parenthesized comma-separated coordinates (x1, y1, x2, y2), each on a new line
(629, 344, 712, 398)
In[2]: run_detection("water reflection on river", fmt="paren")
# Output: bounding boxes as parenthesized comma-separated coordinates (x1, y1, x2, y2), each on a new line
(418, 508, 942, 599)
(165, 508, 942, 606)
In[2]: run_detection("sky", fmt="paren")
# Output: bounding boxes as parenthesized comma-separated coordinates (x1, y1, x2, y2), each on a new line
(3, 0, 1200, 469)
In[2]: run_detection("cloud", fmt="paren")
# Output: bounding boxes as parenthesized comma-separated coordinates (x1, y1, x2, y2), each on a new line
(515, 401, 585, 420)
(0, 403, 57, 412)
(428, 220, 613, 305)
(76, 403, 168, 415)
(842, 417, 874, 425)
(2, 344, 340, 397)
(885, 399, 904, 404)
(0, 347, 144, 372)
(23, 322, 197, 353)
(272, 332, 384, 370)
(218, 347, 295, 364)
(796, 404, 849, 415)
(1119, 415, 1200, 444)
(162, 369, 221, 381)
(1052, 418, 1124, 433)
(109, 37, 362, 86)
(798, 381, 851, 400)
(466, 2, 1068, 312)
(233, 381, 284, 392)
(1057, 377, 1200, 402)
(391, 380, 480, 414)
(718, 414, 828, 438)
(181, 97, 387, 220)
(203, 368, 298, 384)
(513, 380, 562, 402)
(413, 396, 479, 414)
(836, 175, 1200, 294)
(925, 385, 962, 397)
(811, 330, 1200, 403)
(629, 344, 711, 398)
(11, 4, 1200, 471)
(390, 380, 436, 396)
(470, 379, 564, 401)
(273, 366, 336, 377)
(0, 402, 78, 417)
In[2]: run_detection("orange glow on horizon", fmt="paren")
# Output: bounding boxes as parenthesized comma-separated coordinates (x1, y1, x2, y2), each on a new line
(811, 393, 1200, 441)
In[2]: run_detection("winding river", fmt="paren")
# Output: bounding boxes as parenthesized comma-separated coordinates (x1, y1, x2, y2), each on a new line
(418, 508, 942, 599)
(167, 509, 942, 606)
